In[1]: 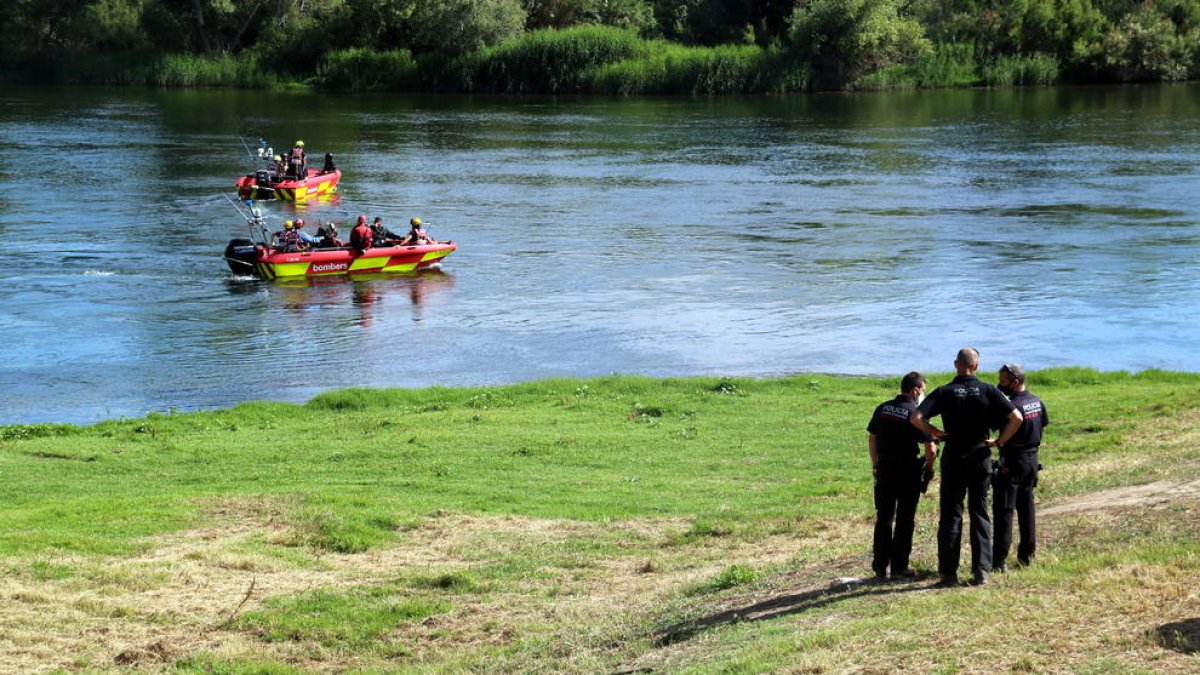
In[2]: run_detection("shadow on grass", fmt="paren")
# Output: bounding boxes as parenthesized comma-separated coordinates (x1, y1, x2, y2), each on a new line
(1152, 618, 1200, 654)
(654, 576, 939, 647)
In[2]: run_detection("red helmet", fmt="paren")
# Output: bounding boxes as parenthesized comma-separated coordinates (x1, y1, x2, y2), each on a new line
(357, 214, 367, 225)
(294, 218, 304, 229)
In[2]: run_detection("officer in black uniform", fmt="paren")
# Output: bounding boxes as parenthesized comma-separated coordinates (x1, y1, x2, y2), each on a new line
(993, 363, 1049, 572)
(912, 348, 1023, 586)
(867, 371, 937, 580)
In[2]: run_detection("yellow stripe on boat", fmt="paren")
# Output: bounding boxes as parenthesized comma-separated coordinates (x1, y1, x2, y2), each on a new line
(349, 257, 386, 272)
(269, 262, 312, 278)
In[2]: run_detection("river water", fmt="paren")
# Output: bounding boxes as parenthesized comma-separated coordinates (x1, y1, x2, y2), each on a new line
(1, 85, 1197, 425)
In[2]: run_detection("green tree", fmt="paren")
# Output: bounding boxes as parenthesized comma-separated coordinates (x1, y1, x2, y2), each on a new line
(148, 0, 276, 54)
(62, 0, 151, 52)
(790, 0, 932, 86)
(408, 0, 527, 55)
(1093, 4, 1198, 80)
(523, 0, 655, 33)
(2, 0, 92, 64)
(652, 0, 794, 46)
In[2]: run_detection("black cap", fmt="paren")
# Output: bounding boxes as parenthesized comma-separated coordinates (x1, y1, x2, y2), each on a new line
(1000, 363, 1025, 382)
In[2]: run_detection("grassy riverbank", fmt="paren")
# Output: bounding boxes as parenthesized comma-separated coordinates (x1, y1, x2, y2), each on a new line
(1, 370, 1198, 672)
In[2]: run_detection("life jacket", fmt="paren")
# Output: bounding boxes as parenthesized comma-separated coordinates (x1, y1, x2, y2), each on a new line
(279, 229, 305, 252)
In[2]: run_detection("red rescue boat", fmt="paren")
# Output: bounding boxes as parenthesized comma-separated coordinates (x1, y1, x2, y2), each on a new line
(224, 239, 456, 280)
(236, 168, 341, 203)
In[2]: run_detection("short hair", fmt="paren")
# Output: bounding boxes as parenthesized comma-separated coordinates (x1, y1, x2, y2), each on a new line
(955, 347, 980, 369)
(900, 371, 925, 393)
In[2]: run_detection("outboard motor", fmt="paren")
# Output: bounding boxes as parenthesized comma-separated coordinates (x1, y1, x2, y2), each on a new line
(224, 238, 261, 277)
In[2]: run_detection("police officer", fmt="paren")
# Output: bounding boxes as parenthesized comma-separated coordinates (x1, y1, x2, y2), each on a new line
(867, 371, 937, 580)
(912, 348, 1023, 586)
(993, 363, 1049, 572)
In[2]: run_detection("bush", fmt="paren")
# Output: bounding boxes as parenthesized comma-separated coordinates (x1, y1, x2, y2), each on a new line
(791, 0, 932, 88)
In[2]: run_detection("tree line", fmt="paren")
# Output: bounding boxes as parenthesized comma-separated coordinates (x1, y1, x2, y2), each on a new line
(4, 0, 1200, 92)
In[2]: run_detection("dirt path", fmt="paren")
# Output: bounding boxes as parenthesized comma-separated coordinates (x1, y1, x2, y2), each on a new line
(1041, 476, 1200, 516)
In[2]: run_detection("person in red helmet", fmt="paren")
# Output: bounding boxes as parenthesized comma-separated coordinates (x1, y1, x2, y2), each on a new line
(294, 218, 320, 248)
(349, 214, 373, 253)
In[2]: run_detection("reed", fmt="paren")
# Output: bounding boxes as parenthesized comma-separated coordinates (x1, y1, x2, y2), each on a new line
(854, 42, 978, 90)
(315, 48, 419, 91)
(982, 53, 1061, 86)
(450, 25, 647, 93)
(587, 44, 811, 95)
(150, 53, 254, 88)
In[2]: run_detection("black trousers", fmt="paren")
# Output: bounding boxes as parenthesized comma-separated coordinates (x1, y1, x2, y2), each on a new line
(938, 444, 993, 578)
(872, 461, 922, 575)
(993, 451, 1039, 566)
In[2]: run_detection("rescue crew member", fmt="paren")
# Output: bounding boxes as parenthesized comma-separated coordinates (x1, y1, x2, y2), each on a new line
(278, 220, 304, 252)
(270, 219, 290, 248)
(912, 347, 1023, 587)
(289, 140, 306, 179)
(316, 222, 343, 248)
(268, 154, 284, 179)
(293, 218, 320, 247)
(867, 371, 937, 580)
(993, 363, 1049, 572)
(322, 152, 336, 174)
(370, 217, 402, 245)
(399, 217, 433, 246)
(349, 214, 373, 253)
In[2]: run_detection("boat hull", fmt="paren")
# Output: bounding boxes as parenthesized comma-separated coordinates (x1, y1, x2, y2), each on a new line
(244, 243, 456, 279)
(236, 169, 341, 202)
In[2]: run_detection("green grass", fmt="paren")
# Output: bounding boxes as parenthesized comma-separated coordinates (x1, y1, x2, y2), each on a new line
(236, 585, 448, 649)
(1, 369, 1198, 672)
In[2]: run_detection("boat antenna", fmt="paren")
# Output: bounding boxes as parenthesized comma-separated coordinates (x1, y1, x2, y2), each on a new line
(239, 137, 272, 163)
(239, 136, 255, 161)
(224, 194, 270, 244)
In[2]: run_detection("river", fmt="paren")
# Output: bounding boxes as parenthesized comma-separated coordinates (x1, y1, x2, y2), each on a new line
(1, 84, 1197, 425)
